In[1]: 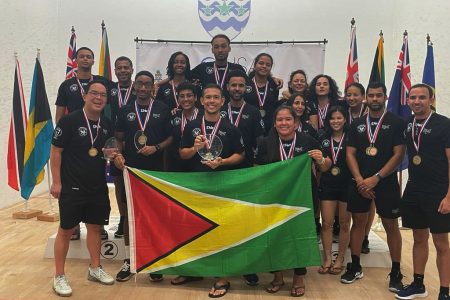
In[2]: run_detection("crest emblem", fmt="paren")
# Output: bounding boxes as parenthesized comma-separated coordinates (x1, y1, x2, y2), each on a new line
(357, 124, 366, 133)
(198, 0, 251, 40)
(70, 84, 78, 92)
(322, 139, 330, 148)
(173, 117, 181, 126)
(220, 111, 227, 118)
(127, 112, 136, 121)
(245, 85, 252, 93)
(164, 88, 171, 96)
(110, 88, 118, 97)
(53, 127, 62, 139)
(206, 66, 214, 74)
(192, 128, 202, 137)
(78, 127, 87, 136)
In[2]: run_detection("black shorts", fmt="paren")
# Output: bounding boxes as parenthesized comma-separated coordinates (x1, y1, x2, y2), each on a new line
(347, 176, 401, 219)
(319, 187, 347, 202)
(401, 186, 450, 234)
(59, 194, 111, 229)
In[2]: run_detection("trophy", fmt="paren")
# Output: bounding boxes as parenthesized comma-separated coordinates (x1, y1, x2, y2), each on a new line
(134, 130, 147, 151)
(197, 134, 223, 161)
(103, 137, 119, 176)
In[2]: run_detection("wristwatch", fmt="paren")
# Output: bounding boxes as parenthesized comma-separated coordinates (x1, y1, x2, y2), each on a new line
(375, 172, 383, 181)
(155, 144, 161, 152)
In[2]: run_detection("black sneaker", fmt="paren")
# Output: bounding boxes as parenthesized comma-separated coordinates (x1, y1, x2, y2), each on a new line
(101, 228, 108, 240)
(70, 226, 80, 241)
(388, 271, 404, 293)
(116, 259, 134, 282)
(361, 238, 370, 254)
(340, 263, 363, 284)
(243, 274, 259, 286)
(395, 281, 427, 299)
(438, 292, 449, 300)
(149, 273, 163, 282)
(114, 220, 124, 238)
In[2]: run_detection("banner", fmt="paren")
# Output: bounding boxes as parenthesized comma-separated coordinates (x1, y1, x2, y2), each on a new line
(124, 155, 321, 276)
(136, 42, 325, 87)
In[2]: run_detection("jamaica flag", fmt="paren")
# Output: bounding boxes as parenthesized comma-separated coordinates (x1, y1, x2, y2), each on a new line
(124, 155, 320, 276)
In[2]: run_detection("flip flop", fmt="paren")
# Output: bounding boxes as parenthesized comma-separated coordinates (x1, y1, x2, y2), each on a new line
(290, 285, 305, 297)
(317, 265, 331, 274)
(265, 281, 285, 293)
(208, 281, 230, 298)
(329, 265, 344, 275)
(170, 276, 203, 285)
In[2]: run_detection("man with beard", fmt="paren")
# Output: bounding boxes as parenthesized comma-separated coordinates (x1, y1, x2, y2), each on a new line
(342, 82, 405, 293)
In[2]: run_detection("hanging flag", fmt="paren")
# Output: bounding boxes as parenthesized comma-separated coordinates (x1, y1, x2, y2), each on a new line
(345, 18, 359, 88)
(124, 155, 321, 276)
(368, 31, 385, 84)
(422, 35, 436, 111)
(7, 58, 28, 191)
(65, 26, 77, 80)
(21, 58, 54, 200)
(99, 21, 112, 80)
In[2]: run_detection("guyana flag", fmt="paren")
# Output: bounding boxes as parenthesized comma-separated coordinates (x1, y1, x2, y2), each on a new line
(123, 155, 321, 276)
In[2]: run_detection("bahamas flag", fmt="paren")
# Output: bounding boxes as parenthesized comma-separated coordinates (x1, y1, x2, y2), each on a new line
(21, 58, 53, 200)
(124, 155, 321, 276)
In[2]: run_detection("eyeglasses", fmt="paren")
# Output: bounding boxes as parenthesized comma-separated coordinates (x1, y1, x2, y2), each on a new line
(88, 91, 107, 98)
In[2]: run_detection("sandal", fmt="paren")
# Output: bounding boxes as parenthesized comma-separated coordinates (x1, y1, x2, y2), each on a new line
(265, 281, 285, 293)
(317, 265, 331, 274)
(291, 285, 305, 297)
(171, 276, 203, 285)
(208, 281, 230, 298)
(329, 264, 344, 275)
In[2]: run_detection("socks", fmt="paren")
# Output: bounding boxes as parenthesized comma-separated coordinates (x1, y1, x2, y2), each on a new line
(391, 261, 400, 274)
(413, 273, 424, 286)
(351, 255, 361, 270)
(440, 286, 449, 296)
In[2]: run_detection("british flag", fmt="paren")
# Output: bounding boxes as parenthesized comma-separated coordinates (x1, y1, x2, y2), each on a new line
(345, 25, 359, 88)
(65, 26, 77, 80)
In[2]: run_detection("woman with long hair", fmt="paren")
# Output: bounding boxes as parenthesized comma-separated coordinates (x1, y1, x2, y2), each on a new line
(285, 92, 319, 140)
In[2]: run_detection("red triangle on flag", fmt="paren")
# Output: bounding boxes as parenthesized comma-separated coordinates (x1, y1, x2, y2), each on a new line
(128, 172, 217, 272)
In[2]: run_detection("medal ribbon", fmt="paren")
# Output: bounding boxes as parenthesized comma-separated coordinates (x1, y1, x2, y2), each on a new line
(279, 134, 297, 161)
(227, 102, 246, 127)
(181, 108, 198, 134)
(170, 80, 179, 108)
(214, 63, 229, 89)
(252, 78, 268, 109)
(134, 99, 154, 132)
(349, 105, 365, 124)
(201, 116, 222, 150)
(117, 82, 133, 108)
(76, 75, 93, 97)
(412, 112, 433, 154)
(366, 111, 387, 145)
(82, 108, 101, 149)
(297, 122, 303, 133)
(318, 103, 329, 128)
(331, 133, 345, 165)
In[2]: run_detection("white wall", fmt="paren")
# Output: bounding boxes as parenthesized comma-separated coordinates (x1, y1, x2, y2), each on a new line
(0, 0, 449, 208)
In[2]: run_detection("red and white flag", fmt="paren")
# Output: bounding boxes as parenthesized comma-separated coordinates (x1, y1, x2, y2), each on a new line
(65, 26, 77, 80)
(345, 24, 359, 88)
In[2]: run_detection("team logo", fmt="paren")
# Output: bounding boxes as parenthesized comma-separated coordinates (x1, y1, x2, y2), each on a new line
(110, 88, 118, 97)
(127, 112, 136, 121)
(407, 123, 413, 132)
(103, 129, 108, 135)
(164, 88, 171, 96)
(173, 117, 181, 126)
(78, 127, 87, 136)
(220, 111, 227, 118)
(382, 125, 391, 130)
(242, 114, 249, 119)
(206, 66, 214, 74)
(70, 84, 78, 92)
(53, 127, 62, 139)
(322, 139, 330, 148)
(198, 0, 251, 40)
(153, 113, 160, 119)
(218, 130, 226, 137)
(192, 128, 202, 137)
(357, 124, 366, 133)
(245, 85, 252, 93)
(260, 120, 265, 128)
(295, 147, 303, 152)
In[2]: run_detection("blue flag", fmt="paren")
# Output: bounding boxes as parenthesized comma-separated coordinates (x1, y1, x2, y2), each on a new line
(422, 41, 436, 111)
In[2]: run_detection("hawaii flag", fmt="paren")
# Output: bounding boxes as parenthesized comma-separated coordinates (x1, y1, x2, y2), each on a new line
(124, 155, 320, 276)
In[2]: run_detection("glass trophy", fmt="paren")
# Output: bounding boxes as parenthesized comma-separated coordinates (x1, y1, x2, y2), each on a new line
(103, 137, 119, 176)
(134, 130, 147, 151)
(197, 134, 223, 161)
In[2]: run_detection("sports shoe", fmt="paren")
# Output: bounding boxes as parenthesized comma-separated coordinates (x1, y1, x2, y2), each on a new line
(438, 292, 449, 300)
(101, 228, 108, 240)
(70, 227, 80, 241)
(149, 273, 163, 282)
(389, 271, 404, 293)
(116, 259, 134, 282)
(361, 238, 370, 254)
(340, 263, 363, 284)
(395, 281, 427, 299)
(114, 221, 124, 238)
(88, 265, 115, 285)
(53, 275, 72, 297)
(243, 273, 259, 286)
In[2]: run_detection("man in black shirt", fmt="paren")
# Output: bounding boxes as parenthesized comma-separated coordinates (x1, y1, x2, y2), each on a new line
(396, 84, 450, 300)
(50, 80, 115, 297)
(342, 82, 405, 292)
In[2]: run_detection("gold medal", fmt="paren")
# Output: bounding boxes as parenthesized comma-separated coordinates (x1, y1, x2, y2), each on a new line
(88, 147, 98, 157)
(412, 155, 422, 166)
(366, 146, 378, 156)
(331, 166, 340, 176)
(260, 109, 266, 117)
(138, 134, 147, 145)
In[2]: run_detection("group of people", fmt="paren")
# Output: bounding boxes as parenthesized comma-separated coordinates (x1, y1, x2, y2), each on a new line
(49, 33, 450, 299)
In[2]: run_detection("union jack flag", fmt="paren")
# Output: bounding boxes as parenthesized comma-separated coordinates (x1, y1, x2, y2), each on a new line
(345, 24, 359, 88)
(387, 32, 411, 119)
(65, 26, 77, 80)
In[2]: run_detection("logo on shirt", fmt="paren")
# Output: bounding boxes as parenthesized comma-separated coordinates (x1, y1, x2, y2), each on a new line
(260, 120, 265, 129)
(423, 128, 432, 134)
(172, 117, 181, 126)
(164, 88, 171, 96)
(69, 84, 78, 92)
(322, 139, 330, 147)
(357, 124, 366, 133)
(152, 113, 160, 119)
(127, 112, 136, 121)
(110, 88, 118, 97)
(382, 125, 391, 130)
(218, 130, 226, 137)
(78, 127, 87, 136)
(242, 114, 249, 119)
(220, 111, 227, 118)
(53, 127, 62, 139)
(245, 85, 253, 93)
(407, 123, 413, 132)
(206, 67, 214, 74)
(295, 147, 303, 153)
(103, 129, 108, 135)
(192, 128, 201, 137)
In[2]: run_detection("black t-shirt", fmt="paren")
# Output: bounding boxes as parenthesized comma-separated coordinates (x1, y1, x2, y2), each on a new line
(180, 117, 245, 172)
(155, 81, 179, 111)
(115, 100, 172, 171)
(347, 111, 406, 178)
(319, 133, 351, 189)
(405, 113, 450, 191)
(298, 121, 319, 141)
(109, 82, 136, 131)
(220, 102, 264, 166)
(52, 110, 113, 197)
(55, 75, 113, 113)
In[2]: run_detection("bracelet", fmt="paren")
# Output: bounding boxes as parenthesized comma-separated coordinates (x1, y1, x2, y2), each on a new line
(375, 172, 383, 181)
(155, 144, 161, 152)
(318, 157, 325, 165)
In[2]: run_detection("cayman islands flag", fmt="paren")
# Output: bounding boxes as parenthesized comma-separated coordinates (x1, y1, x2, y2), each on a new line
(124, 155, 320, 276)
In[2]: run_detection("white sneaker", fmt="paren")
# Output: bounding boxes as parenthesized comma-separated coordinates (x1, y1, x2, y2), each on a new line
(53, 275, 72, 297)
(88, 265, 115, 285)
